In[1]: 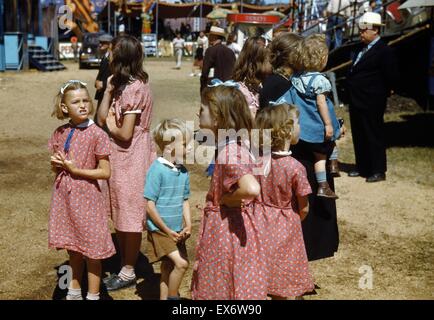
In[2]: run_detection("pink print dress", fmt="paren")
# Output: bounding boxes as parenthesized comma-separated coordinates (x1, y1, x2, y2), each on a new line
(191, 142, 268, 300)
(238, 82, 259, 117)
(109, 79, 156, 232)
(256, 154, 314, 297)
(48, 121, 115, 259)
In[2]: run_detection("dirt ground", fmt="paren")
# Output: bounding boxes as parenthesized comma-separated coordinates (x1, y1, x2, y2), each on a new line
(0, 59, 433, 300)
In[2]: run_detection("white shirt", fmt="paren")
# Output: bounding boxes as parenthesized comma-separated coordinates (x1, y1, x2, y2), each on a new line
(227, 42, 242, 59)
(326, 0, 352, 17)
(172, 38, 185, 50)
(198, 35, 209, 52)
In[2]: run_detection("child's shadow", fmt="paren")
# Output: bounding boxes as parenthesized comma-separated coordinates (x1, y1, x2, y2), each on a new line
(51, 233, 159, 300)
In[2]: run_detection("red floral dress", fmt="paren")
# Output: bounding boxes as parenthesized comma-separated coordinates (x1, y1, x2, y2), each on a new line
(109, 79, 156, 232)
(48, 122, 115, 259)
(256, 154, 314, 297)
(191, 142, 268, 300)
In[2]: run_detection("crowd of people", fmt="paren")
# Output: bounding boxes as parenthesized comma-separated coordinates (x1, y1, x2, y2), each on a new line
(302, 0, 384, 50)
(47, 11, 397, 300)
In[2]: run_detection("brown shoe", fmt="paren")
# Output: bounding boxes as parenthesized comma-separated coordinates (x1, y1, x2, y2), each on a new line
(317, 181, 339, 199)
(329, 159, 341, 177)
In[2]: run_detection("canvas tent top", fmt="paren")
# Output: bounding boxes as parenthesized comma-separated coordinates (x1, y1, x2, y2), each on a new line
(99, 1, 292, 19)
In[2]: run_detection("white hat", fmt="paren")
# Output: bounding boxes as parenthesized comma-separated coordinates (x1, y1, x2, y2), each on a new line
(208, 26, 226, 37)
(358, 12, 384, 29)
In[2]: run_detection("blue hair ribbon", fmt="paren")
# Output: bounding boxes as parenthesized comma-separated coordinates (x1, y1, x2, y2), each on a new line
(207, 79, 240, 89)
(268, 96, 287, 107)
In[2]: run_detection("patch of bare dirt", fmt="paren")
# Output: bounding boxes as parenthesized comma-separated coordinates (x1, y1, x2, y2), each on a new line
(0, 60, 432, 300)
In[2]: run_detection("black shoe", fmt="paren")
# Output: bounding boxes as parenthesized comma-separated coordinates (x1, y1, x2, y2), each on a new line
(366, 173, 386, 183)
(348, 171, 360, 177)
(105, 275, 136, 292)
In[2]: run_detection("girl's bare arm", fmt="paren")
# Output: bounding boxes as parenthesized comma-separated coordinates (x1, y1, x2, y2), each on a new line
(97, 75, 114, 126)
(106, 112, 137, 142)
(220, 174, 260, 207)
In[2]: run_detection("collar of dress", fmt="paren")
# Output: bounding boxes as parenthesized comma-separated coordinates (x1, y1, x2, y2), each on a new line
(69, 118, 95, 128)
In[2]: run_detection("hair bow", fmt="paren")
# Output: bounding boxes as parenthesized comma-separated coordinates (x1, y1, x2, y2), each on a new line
(268, 96, 287, 107)
(208, 79, 239, 89)
(60, 80, 87, 94)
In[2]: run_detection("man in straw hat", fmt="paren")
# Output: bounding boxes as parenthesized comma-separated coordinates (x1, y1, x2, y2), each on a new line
(346, 12, 398, 183)
(200, 26, 236, 92)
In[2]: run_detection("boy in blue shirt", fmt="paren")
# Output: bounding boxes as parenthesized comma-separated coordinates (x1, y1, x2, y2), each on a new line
(144, 119, 193, 300)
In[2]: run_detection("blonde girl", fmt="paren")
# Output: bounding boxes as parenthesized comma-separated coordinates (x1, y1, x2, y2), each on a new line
(48, 80, 115, 300)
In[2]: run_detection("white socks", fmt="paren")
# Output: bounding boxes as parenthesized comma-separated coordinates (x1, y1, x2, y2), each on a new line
(66, 287, 82, 300)
(67, 288, 100, 300)
(86, 292, 100, 300)
(118, 266, 136, 281)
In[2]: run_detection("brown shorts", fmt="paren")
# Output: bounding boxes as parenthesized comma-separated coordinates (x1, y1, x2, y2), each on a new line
(146, 230, 188, 263)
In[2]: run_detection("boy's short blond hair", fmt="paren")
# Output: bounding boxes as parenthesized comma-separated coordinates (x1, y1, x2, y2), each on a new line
(299, 33, 328, 72)
(153, 119, 192, 152)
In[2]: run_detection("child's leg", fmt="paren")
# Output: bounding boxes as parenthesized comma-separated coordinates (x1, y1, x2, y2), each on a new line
(313, 152, 327, 183)
(105, 231, 141, 291)
(160, 257, 174, 300)
(115, 229, 127, 267)
(329, 145, 341, 176)
(329, 145, 339, 161)
(166, 250, 189, 298)
(314, 152, 338, 199)
(86, 258, 101, 300)
(119, 232, 141, 280)
(66, 250, 84, 300)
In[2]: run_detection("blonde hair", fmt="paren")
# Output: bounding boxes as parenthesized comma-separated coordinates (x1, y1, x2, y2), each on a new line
(52, 81, 94, 120)
(269, 32, 303, 76)
(255, 103, 299, 152)
(201, 85, 253, 133)
(298, 33, 328, 72)
(153, 118, 192, 152)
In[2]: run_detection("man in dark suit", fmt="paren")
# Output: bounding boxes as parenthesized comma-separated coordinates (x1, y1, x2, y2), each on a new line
(200, 26, 236, 93)
(346, 12, 398, 183)
(94, 34, 113, 125)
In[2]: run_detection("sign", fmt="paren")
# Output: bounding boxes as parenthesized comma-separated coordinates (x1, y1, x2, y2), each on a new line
(227, 14, 281, 25)
(59, 42, 82, 60)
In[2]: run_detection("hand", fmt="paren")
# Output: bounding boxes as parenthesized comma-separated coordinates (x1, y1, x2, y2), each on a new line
(105, 75, 114, 94)
(50, 150, 77, 175)
(105, 108, 117, 133)
(299, 211, 308, 222)
(167, 229, 181, 242)
(95, 80, 103, 90)
(220, 193, 242, 208)
(179, 226, 192, 241)
(324, 124, 333, 141)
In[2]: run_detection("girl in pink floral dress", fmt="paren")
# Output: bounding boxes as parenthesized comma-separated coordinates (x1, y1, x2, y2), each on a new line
(232, 36, 272, 119)
(49, 80, 115, 300)
(255, 103, 314, 299)
(191, 83, 268, 300)
(97, 35, 156, 291)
